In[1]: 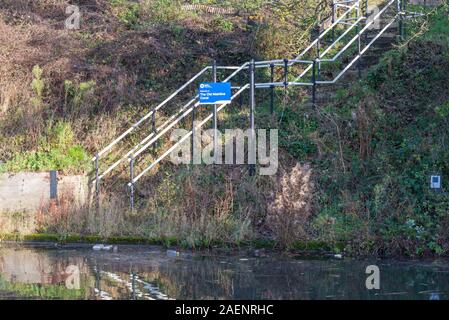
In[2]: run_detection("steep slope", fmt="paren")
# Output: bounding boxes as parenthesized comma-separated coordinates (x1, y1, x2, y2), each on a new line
(0, 0, 321, 173)
(0, 1, 447, 256)
(308, 6, 449, 256)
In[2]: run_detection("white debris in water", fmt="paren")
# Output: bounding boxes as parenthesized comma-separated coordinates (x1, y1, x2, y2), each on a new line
(93, 244, 104, 251)
(166, 250, 179, 257)
(333, 254, 343, 259)
(94, 288, 112, 300)
(92, 244, 116, 251)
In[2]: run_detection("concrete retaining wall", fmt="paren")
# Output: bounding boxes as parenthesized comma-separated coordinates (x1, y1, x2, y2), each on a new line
(0, 172, 89, 213)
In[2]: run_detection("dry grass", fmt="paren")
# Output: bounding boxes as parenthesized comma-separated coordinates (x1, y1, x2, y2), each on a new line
(0, 169, 257, 247)
(0, 0, 257, 173)
(267, 163, 314, 248)
(0, 158, 316, 247)
(0, 211, 37, 235)
(0, 1, 367, 249)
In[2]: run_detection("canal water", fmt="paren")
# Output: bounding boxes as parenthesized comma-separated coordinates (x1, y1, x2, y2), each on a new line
(0, 245, 447, 300)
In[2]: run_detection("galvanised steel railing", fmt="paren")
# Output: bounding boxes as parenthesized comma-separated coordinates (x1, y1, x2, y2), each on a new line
(93, 1, 358, 185)
(91, 0, 427, 207)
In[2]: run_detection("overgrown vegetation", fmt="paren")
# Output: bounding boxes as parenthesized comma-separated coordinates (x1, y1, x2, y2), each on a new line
(0, 120, 89, 173)
(0, 1, 447, 256)
(0, 0, 321, 168)
(308, 7, 449, 256)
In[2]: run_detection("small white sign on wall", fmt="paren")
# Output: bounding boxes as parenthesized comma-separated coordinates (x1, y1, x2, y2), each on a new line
(430, 175, 442, 190)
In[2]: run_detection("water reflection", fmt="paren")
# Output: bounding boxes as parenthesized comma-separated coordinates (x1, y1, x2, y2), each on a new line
(0, 246, 447, 300)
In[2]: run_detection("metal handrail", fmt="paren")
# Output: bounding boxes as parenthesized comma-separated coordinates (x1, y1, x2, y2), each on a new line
(294, 1, 360, 60)
(318, 0, 396, 63)
(129, 5, 370, 185)
(318, 16, 366, 59)
(126, 63, 253, 163)
(291, 0, 395, 83)
(129, 84, 250, 185)
(94, 64, 250, 183)
(92, 66, 211, 162)
(254, 0, 361, 68)
(96, 95, 199, 181)
(318, 12, 399, 84)
(131, 99, 199, 160)
(94, 0, 427, 195)
(92, 1, 361, 184)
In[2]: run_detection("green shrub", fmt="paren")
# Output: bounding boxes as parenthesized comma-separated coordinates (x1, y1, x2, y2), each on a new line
(309, 6, 449, 255)
(118, 3, 140, 29)
(63, 80, 96, 116)
(31, 65, 45, 107)
(0, 122, 89, 174)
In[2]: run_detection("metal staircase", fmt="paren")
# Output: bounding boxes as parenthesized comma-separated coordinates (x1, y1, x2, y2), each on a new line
(91, 0, 430, 207)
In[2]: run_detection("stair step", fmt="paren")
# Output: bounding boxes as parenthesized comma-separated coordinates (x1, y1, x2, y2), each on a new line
(365, 35, 397, 43)
(366, 33, 397, 40)
(360, 55, 381, 62)
(320, 82, 351, 90)
(366, 26, 398, 34)
(368, 45, 395, 52)
(315, 91, 337, 98)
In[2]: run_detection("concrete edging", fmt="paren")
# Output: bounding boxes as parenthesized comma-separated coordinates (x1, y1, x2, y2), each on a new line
(0, 172, 88, 213)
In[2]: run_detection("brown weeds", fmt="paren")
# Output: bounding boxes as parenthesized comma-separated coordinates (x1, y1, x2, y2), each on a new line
(267, 163, 314, 248)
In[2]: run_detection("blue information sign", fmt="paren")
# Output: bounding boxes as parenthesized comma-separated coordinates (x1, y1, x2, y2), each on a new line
(199, 82, 231, 105)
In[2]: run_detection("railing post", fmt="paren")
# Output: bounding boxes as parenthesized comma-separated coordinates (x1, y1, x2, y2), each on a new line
(283, 59, 289, 91)
(403, 0, 407, 38)
(152, 108, 157, 134)
(213, 60, 217, 82)
(213, 60, 218, 164)
(249, 59, 256, 176)
(356, 0, 362, 77)
(357, 24, 362, 79)
(398, 0, 403, 40)
(238, 71, 243, 107)
(192, 102, 197, 164)
(332, 0, 335, 43)
(270, 63, 275, 114)
(312, 59, 317, 106)
(95, 153, 100, 198)
(316, 25, 321, 81)
(129, 155, 135, 211)
(151, 107, 157, 149)
(365, 0, 369, 44)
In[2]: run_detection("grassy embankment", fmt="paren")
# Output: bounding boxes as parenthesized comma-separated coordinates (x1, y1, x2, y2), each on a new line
(0, 0, 325, 250)
(0, 1, 447, 256)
